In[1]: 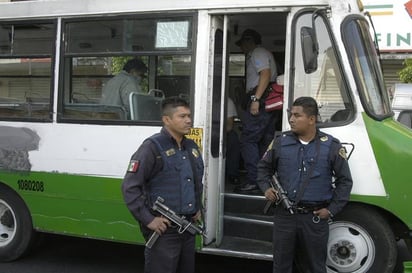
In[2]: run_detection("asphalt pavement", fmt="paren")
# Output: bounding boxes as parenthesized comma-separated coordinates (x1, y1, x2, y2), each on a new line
(0, 234, 272, 273)
(0, 233, 410, 273)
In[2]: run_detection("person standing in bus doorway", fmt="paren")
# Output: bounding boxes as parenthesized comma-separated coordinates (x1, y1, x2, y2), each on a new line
(257, 97, 353, 273)
(235, 29, 278, 194)
(100, 58, 147, 118)
(121, 97, 204, 273)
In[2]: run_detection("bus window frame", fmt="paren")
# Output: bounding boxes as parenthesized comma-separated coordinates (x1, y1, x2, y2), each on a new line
(0, 19, 56, 122)
(57, 13, 198, 125)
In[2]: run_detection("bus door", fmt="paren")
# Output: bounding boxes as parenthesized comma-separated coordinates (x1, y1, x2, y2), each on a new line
(202, 15, 229, 246)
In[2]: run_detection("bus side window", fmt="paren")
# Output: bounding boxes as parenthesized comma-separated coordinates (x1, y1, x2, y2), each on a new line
(60, 17, 194, 123)
(0, 22, 55, 121)
(156, 56, 191, 100)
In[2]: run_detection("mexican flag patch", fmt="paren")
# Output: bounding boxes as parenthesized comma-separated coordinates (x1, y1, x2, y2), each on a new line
(127, 160, 140, 173)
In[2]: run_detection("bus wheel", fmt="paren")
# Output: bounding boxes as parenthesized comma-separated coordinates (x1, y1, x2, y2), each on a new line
(0, 185, 35, 262)
(326, 204, 397, 273)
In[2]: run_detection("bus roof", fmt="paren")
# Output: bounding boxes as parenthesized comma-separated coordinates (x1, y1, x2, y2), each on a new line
(0, 0, 334, 19)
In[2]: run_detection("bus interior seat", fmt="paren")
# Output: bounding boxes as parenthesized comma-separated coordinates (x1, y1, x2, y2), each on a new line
(129, 92, 163, 121)
(63, 103, 127, 120)
(71, 92, 100, 104)
(397, 111, 412, 128)
(0, 101, 50, 119)
(330, 109, 351, 122)
(178, 93, 189, 101)
(148, 89, 165, 98)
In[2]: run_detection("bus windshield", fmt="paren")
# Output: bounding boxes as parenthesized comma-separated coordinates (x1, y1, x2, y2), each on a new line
(342, 17, 392, 120)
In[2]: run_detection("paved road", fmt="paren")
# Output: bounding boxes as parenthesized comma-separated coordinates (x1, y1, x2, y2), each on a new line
(0, 234, 410, 273)
(0, 234, 272, 273)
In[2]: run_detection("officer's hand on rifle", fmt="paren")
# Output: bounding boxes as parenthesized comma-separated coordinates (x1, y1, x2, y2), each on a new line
(147, 216, 171, 235)
(264, 187, 278, 202)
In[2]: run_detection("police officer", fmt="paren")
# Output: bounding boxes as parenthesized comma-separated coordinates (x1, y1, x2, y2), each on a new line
(257, 97, 353, 273)
(122, 96, 204, 273)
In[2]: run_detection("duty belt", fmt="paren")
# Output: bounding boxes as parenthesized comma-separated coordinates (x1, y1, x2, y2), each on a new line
(292, 201, 330, 214)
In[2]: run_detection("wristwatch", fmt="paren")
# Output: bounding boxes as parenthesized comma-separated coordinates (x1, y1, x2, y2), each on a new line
(250, 95, 260, 102)
(327, 209, 334, 218)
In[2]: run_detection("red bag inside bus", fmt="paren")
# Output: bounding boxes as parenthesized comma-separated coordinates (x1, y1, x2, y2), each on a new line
(265, 83, 284, 112)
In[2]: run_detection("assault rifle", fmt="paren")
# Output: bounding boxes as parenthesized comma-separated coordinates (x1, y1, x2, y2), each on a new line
(263, 175, 295, 215)
(146, 196, 207, 249)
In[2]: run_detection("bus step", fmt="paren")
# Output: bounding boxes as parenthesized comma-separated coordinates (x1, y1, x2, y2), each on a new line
(224, 192, 268, 215)
(223, 192, 273, 241)
(200, 235, 272, 260)
(223, 214, 273, 241)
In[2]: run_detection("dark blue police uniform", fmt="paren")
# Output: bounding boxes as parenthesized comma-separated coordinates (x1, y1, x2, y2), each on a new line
(257, 130, 352, 273)
(122, 128, 204, 273)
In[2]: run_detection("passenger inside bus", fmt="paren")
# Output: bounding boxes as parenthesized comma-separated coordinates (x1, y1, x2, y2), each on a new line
(100, 58, 147, 118)
(233, 29, 278, 194)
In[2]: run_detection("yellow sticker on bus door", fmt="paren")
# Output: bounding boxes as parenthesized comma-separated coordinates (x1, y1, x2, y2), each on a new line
(186, 128, 203, 152)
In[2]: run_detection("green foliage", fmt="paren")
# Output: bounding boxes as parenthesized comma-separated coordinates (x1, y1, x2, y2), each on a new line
(399, 58, 412, 83)
(111, 56, 132, 74)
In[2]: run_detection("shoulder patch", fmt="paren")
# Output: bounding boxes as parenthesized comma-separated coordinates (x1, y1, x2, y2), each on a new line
(127, 160, 140, 173)
(192, 148, 200, 158)
(339, 147, 347, 160)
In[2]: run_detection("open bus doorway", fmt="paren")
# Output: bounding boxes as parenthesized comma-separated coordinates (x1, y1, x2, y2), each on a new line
(203, 10, 288, 258)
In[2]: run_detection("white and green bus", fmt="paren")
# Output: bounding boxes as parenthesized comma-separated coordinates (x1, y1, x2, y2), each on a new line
(0, 0, 411, 272)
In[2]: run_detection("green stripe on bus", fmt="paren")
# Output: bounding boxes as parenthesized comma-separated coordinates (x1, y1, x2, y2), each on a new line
(362, 114, 412, 228)
(0, 171, 143, 244)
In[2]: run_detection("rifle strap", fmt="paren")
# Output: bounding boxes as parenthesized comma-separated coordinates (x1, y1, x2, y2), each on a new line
(293, 136, 321, 205)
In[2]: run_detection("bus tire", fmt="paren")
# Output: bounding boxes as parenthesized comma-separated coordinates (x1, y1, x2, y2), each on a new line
(326, 203, 397, 273)
(0, 184, 35, 262)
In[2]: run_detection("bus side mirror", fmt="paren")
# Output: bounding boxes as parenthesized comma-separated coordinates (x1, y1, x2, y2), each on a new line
(301, 26, 318, 74)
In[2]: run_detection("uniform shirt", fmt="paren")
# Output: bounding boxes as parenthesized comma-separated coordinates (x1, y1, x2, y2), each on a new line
(246, 46, 277, 91)
(122, 128, 203, 226)
(257, 130, 353, 216)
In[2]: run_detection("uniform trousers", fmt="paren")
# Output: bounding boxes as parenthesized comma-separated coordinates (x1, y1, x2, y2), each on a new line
(240, 106, 276, 186)
(144, 227, 195, 273)
(272, 207, 329, 273)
